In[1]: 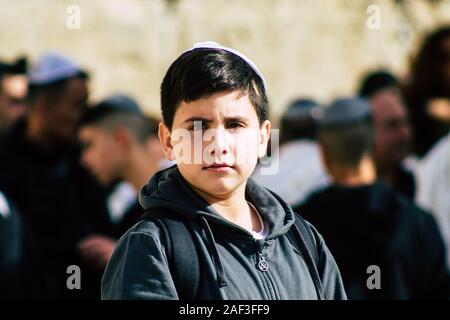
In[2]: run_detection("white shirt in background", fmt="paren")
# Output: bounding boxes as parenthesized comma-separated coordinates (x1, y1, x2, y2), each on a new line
(414, 132, 450, 268)
(253, 140, 330, 206)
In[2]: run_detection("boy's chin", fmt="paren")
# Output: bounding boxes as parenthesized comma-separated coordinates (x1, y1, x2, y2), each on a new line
(195, 177, 243, 199)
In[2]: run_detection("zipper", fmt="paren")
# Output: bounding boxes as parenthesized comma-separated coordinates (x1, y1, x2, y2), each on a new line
(255, 241, 277, 300)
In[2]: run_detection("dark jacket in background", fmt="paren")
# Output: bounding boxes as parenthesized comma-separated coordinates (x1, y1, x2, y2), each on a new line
(0, 120, 111, 299)
(101, 166, 347, 300)
(392, 164, 416, 201)
(295, 182, 450, 299)
(110, 201, 143, 240)
(0, 193, 24, 298)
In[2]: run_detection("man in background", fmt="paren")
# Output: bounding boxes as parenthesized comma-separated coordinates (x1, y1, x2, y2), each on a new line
(295, 97, 449, 299)
(358, 70, 415, 200)
(0, 52, 110, 299)
(77, 94, 166, 267)
(0, 57, 28, 132)
(253, 98, 328, 205)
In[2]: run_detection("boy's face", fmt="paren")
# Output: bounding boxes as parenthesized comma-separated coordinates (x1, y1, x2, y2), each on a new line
(160, 90, 270, 199)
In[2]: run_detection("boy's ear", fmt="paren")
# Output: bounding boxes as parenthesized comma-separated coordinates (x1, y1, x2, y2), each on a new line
(158, 122, 175, 161)
(257, 120, 271, 158)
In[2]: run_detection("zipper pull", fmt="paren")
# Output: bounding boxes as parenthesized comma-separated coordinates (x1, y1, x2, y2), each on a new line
(257, 252, 269, 272)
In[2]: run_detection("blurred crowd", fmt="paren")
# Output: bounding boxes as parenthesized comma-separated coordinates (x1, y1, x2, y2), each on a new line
(1, 26, 450, 299)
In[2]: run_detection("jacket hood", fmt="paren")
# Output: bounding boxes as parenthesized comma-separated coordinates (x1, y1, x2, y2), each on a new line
(139, 165, 295, 239)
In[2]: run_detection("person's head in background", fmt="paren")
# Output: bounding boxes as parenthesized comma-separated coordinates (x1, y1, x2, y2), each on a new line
(279, 98, 320, 146)
(359, 70, 411, 175)
(27, 52, 89, 147)
(403, 26, 450, 157)
(317, 98, 375, 186)
(0, 57, 28, 131)
(78, 94, 163, 191)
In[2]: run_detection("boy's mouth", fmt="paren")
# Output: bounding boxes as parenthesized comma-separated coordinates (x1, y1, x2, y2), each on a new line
(203, 162, 234, 171)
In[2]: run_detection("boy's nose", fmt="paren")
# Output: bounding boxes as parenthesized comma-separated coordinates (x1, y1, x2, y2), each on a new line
(211, 128, 230, 155)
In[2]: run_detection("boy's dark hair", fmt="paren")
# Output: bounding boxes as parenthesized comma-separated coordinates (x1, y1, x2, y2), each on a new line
(358, 70, 399, 98)
(160, 48, 268, 129)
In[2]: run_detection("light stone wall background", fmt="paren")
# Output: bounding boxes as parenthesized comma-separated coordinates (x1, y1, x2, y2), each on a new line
(1, 0, 449, 125)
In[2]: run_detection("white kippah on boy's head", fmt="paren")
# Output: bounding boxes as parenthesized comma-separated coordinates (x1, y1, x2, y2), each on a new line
(184, 41, 266, 91)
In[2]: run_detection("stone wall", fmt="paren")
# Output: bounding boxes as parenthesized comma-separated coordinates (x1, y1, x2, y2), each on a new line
(1, 0, 449, 124)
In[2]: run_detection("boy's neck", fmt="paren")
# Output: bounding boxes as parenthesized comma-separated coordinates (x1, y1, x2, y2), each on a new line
(192, 182, 262, 233)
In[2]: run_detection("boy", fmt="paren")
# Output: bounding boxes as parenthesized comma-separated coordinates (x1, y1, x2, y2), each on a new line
(101, 42, 346, 300)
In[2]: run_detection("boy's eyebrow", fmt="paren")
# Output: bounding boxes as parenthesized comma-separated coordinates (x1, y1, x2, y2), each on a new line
(182, 115, 251, 124)
(224, 116, 250, 122)
(183, 117, 212, 124)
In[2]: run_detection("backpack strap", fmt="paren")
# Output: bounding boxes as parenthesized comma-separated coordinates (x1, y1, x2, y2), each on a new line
(289, 213, 325, 300)
(140, 209, 200, 300)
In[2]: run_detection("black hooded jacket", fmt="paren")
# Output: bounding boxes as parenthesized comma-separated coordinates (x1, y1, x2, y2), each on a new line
(101, 166, 347, 300)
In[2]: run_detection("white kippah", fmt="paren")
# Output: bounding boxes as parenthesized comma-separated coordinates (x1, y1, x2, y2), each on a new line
(28, 52, 86, 85)
(184, 41, 266, 91)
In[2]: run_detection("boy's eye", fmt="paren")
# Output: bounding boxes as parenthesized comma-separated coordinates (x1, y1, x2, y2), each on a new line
(226, 121, 244, 131)
(189, 121, 207, 131)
